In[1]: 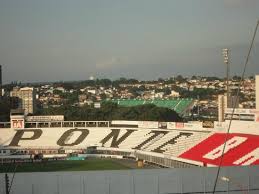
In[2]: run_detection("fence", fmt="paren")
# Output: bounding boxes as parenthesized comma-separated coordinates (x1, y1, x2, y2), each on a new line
(1, 166, 259, 194)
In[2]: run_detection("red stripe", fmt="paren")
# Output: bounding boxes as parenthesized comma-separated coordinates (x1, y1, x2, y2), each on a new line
(179, 133, 259, 166)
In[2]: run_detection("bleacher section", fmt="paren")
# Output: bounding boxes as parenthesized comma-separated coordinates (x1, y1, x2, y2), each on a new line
(106, 99, 193, 115)
(179, 133, 259, 166)
(162, 132, 211, 156)
(1, 119, 259, 166)
(117, 129, 152, 149)
(0, 126, 211, 164)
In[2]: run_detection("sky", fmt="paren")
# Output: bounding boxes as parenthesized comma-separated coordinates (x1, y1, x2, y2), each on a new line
(0, 0, 259, 84)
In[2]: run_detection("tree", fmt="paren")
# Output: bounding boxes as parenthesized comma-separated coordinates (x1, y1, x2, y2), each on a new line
(249, 75, 255, 80)
(99, 93, 107, 100)
(176, 75, 185, 82)
(39, 102, 182, 122)
(53, 90, 63, 95)
(232, 75, 241, 81)
(158, 78, 164, 82)
(191, 75, 197, 80)
(0, 97, 11, 121)
(96, 79, 112, 87)
(206, 76, 221, 81)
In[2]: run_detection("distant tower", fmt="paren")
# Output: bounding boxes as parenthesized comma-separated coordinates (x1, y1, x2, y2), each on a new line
(222, 48, 230, 107)
(0, 64, 2, 97)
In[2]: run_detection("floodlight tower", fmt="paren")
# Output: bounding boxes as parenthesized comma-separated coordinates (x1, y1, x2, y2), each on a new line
(222, 48, 230, 107)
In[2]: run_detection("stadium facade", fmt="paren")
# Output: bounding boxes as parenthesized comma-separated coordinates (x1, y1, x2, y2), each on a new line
(1, 116, 259, 167)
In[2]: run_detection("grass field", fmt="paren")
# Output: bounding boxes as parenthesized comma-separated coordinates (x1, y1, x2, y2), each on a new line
(0, 158, 132, 173)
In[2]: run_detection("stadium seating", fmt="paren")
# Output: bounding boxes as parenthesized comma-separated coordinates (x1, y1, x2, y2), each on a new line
(179, 132, 259, 166)
(105, 99, 193, 114)
(2, 121, 259, 166)
(117, 129, 152, 149)
(134, 130, 210, 156)
(174, 99, 193, 113)
(101, 128, 211, 157)
(0, 127, 210, 158)
(162, 131, 211, 156)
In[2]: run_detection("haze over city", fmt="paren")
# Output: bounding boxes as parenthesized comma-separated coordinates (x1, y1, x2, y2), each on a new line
(0, 0, 259, 84)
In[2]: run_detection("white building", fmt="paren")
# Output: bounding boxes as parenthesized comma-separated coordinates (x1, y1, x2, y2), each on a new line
(170, 90, 180, 97)
(10, 87, 36, 115)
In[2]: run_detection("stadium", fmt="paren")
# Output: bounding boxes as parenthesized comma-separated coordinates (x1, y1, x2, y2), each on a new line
(1, 1, 259, 193)
(2, 75, 259, 193)
(1, 100, 259, 193)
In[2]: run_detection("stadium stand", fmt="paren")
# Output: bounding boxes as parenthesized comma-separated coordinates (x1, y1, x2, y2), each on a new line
(116, 129, 152, 149)
(105, 99, 194, 115)
(1, 119, 259, 166)
(161, 131, 212, 156)
(179, 132, 259, 166)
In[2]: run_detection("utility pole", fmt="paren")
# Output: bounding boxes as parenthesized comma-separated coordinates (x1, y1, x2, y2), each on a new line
(5, 173, 9, 194)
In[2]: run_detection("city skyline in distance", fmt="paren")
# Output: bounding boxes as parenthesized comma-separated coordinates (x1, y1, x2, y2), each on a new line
(0, 0, 259, 84)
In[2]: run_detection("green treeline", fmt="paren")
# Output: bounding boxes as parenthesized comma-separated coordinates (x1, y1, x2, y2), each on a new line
(0, 99, 182, 122)
(39, 102, 182, 122)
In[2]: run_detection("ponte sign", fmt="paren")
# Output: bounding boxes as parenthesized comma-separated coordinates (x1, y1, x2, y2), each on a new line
(3, 128, 259, 166)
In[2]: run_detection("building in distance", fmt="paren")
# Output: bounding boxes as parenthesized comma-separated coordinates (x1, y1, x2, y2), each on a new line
(10, 87, 36, 115)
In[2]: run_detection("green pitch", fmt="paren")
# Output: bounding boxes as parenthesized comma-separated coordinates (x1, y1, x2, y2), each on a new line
(0, 158, 131, 173)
